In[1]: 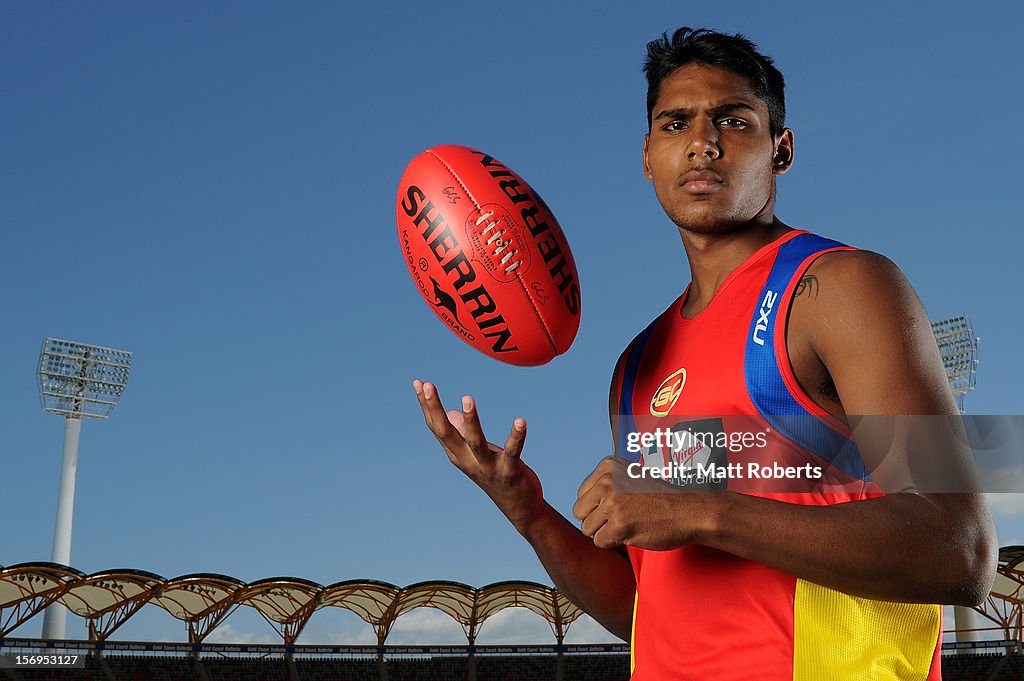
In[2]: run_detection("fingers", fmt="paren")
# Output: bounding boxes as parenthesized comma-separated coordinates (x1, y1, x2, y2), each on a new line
(577, 487, 631, 549)
(413, 380, 522, 475)
(574, 458, 616, 515)
(578, 495, 605, 536)
(494, 417, 527, 477)
(583, 509, 617, 548)
(413, 379, 448, 437)
(412, 380, 467, 465)
(573, 479, 608, 522)
(458, 395, 486, 452)
(572, 459, 624, 548)
(572, 459, 616, 525)
(591, 522, 624, 550)
(577, 494, 626, 549)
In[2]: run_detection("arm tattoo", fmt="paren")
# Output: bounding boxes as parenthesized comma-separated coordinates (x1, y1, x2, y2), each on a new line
(794, 275, 820, 299)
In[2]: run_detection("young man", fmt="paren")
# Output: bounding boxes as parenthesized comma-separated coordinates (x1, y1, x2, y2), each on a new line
(413, 27, 996, 680)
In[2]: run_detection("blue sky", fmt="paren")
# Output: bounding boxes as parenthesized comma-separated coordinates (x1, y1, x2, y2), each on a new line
(2, 0, 1022, 644)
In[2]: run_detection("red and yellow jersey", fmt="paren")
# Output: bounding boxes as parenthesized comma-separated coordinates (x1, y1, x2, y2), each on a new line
(611, 230, 942, 680)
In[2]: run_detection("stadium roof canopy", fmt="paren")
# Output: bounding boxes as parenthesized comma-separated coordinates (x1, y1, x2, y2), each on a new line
(152, 573, 246, 643)
(0, 562, 84, 637)
(967, 545, 1024, 641)
(991, 546, 1024, 604)
(4, 551, 1021, 645)
(0, 565, 583, 645)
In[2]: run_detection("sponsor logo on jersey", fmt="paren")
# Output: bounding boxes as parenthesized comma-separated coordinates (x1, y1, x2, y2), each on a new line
(637, 418, 729, 490)
(650, 368, 686, 417)
(752, 289, 778, 346)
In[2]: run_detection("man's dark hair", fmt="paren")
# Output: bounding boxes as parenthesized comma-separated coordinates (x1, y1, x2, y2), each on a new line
(644, 27, 786, 137)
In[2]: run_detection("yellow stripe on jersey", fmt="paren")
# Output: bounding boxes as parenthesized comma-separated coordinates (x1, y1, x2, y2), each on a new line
(792, 579, 940, 681)
(630, 590, 638, 675)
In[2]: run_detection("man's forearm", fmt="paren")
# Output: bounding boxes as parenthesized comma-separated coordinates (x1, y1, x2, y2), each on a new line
(516, 501, 635, 641)
(410, 382, 636, 638)
(697, 491, 996, 606)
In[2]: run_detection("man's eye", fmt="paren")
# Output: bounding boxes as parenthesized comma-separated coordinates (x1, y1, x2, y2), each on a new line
(664, 120, 687, 132)
(720, 118, 748, 128)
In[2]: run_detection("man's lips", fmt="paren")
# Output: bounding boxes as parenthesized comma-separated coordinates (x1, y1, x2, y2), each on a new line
(680, 169, 724, 194)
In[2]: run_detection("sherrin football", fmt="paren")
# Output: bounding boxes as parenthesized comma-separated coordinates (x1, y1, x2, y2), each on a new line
(396, 145, 581, 366)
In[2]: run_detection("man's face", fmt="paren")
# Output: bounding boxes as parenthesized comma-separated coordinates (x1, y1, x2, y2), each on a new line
(643, 64, 792, 234)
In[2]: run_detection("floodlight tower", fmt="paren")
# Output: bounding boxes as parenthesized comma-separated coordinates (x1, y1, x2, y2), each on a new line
(932, 315, 979, 414)
(931, 317, 983, 647)
(36, 338, 132, 639)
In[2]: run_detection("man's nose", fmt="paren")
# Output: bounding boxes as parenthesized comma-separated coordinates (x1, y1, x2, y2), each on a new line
(687, 120, 720, 160)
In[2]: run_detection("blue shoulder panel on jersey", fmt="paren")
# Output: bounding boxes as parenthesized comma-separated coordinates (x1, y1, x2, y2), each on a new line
(744, 233, 871, 481)
(617, 322, 658, 463)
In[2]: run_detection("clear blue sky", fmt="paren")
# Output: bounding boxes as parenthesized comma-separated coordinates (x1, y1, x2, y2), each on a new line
(2, 0, 1022, 644)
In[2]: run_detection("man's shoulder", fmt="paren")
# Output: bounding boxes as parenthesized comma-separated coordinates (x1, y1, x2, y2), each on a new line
(792, 245, 933, 381)
(800, 247, 912, 315)
(805, 246, 899, 278)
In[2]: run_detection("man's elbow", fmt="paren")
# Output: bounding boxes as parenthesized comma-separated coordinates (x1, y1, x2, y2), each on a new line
(946, 510, 998, 607)
(956, 539, 997, 607)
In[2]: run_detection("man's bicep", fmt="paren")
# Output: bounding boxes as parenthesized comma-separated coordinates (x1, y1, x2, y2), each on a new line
(807, 251, 978, 492)
(810, 251, 953, 414)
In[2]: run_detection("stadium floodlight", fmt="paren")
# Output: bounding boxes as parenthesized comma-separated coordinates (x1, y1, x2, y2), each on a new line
(931, 316, 979, 413)
(36, 338, 132, 640)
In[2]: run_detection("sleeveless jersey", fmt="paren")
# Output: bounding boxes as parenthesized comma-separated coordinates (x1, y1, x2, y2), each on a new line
(610, 231, 942, 681)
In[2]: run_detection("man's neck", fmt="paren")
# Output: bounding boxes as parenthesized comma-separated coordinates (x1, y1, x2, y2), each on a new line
(679, 218, 792, 317)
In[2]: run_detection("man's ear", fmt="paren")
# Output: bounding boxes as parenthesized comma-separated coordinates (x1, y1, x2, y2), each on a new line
(643, 133, 653, 180)
(772, 128, 795, 175)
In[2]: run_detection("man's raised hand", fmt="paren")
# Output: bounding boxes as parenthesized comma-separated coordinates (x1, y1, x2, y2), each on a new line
(412, 380, 544, 532)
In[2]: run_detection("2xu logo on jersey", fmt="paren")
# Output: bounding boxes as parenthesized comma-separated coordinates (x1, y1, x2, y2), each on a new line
(400, 152, 580, 356)
(752, 289, 778, 346)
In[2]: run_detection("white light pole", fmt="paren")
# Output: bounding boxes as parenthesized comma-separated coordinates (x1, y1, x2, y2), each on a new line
(36, 338, 132, 639)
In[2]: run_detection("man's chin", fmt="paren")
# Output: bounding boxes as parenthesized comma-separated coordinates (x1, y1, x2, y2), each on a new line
(670, 212, 746, 235)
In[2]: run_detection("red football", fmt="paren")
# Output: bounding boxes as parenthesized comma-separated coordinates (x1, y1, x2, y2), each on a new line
(396, 145, 581, 366)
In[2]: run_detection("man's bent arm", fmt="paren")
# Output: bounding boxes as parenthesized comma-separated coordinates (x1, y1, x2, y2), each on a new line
(691, 251, 996, 604)
(576, 251, 996, 605)
(413, 380, 635, 640)
(579, 460, 993, 605)
(793, 250, 996, 603)
(517, 501, 636, 641)
(702, 490, 993, 605)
